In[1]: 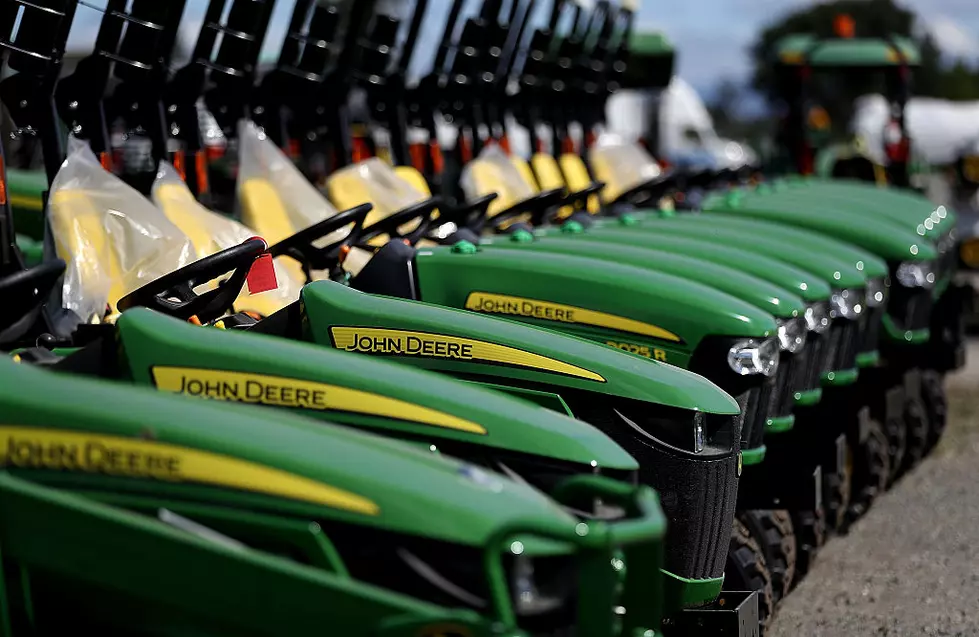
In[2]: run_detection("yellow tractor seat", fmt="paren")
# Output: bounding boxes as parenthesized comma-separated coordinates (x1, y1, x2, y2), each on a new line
(531, 152, 605, 219)
(589, 141, 677, 207)
(155, 180, 303, 317)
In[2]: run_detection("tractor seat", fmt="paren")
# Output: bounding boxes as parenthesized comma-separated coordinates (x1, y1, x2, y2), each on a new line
(589, 140, 677, 207)
(327, 158, 432, 247)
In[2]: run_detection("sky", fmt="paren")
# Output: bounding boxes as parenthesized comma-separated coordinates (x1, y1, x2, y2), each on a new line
(64, 0, 979, 98)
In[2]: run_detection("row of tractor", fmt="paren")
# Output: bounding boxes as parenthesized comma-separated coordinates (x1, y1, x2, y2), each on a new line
(0, 0, 967, 635)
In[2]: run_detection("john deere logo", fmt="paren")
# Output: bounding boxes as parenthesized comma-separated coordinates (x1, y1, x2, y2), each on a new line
(464, 292, 683, 343)
(330, 326, 606, 382)
(0, 426, 379, 514)
(151, 366, 487, 434)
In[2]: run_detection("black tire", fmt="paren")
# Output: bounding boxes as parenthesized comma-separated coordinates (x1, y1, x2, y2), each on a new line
(921, 369, 948, 449)
(846, 412, 890, 526)
(726, 518, 775, 631)
(789, 508, 824, 582)
(878, 383, 908, 487)
(738, 510, 796, 603)
(901, 394, 930, 474)
(822, 440, 852, 534)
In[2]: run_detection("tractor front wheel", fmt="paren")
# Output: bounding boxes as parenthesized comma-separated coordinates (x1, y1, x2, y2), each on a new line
(846, 410, 890, 526)
(726, 518, 775, 631)
(921, 369, 948, 450)
(790, 507, 825, 581)
(738, 510, 796, 603)
(902, 392, 930, 474)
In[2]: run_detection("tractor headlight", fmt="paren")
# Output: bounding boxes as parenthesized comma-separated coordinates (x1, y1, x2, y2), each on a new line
(727, 337, 779, 377)
(777, 318, 807, 353)
(865, 277, 888, 308)
(830, 288, 864, 320)
(895, 260, 936, 289)
(804, 302, 831, 334)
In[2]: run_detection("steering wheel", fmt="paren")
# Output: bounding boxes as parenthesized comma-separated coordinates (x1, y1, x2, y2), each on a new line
(431, 193, 498, 236)
(614, 172, 680, 207)
(116, 238, 268, 323)
(268, 203, 373, 280)
(488, 187, 567, 232)
(359, 197, 443, 247)
(0, 259, 66, 334)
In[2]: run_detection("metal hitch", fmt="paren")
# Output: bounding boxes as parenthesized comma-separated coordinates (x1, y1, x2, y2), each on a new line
(665, 590, 760, 637)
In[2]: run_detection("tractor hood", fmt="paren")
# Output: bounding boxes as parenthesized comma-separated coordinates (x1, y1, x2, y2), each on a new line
(414, 246, 777, 370)
(674, 214, 890, 280)
(630, 218, 870, 290)
(750, 187, 947, 242)
(554, 224, 834, 303)
(701, 191, 938, 262)
(483, 234, 807, 320)
(784, 177, 957, 236)
(416, 244, 777, 367)
(115, 309, 639, 472)
(0, 358, 575, 547)
(300, 282, 741, 414)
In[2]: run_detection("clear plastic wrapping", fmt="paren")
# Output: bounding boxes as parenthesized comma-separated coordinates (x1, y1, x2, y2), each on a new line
(237, 120, 339, 233)
(48, 138, 195, 321)
(152, 161, 303, 316)
(328, 157, 428, 222)
(460, 143, 536, 212)
(588, 133, 664, 202)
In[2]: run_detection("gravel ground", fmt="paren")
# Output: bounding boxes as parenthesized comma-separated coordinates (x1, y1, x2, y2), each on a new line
(768, 340, 979, 637)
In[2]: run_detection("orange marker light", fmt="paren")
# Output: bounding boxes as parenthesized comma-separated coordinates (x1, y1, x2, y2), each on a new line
(834, 14, 855, 39)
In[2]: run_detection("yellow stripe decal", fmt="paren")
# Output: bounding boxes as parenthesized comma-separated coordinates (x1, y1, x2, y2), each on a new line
(151, 366, 487, 435)
(0, 426, 378, 515)
(330, 327, 606, 382)
(464, 292, 682, 343)
(8, 194, 44, 211)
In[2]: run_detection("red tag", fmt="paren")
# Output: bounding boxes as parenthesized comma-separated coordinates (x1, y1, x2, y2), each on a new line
(246, 252, 278, 295)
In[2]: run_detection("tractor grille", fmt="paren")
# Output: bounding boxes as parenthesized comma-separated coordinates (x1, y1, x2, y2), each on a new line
(564, 399, 740, 583)
(740, 378, 774, 451)
(860, 306, 883, 354)
(805, 333, 828, 387)
(771, 348, 808, 415)
(628, 445, 738, 581)
(735, 387, 765, 451)
(888, 286, 932, 332)
(835, 320, 860, 370)
(823, 323, 842, 373)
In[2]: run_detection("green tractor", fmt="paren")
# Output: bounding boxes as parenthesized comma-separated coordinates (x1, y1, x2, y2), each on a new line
(0, 356, 674, 637)
(0, 0, 762, 630)
(770, 31, 924, 188)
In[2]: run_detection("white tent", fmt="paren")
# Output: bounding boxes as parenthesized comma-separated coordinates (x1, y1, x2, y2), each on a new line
(851, 94, 979, 165)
